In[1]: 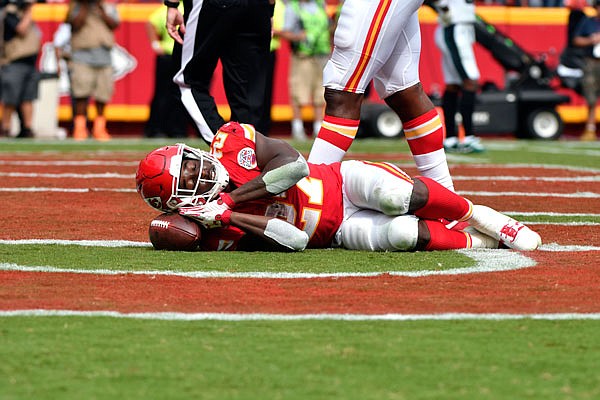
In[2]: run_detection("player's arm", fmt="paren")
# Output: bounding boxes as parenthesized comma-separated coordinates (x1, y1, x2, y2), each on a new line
(226, 132, 309, 205)
(229, 212, 309, 252)
(181, 129, 309, 227)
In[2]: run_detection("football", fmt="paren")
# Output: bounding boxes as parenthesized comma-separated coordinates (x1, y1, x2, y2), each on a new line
(148, 212, 202, 251)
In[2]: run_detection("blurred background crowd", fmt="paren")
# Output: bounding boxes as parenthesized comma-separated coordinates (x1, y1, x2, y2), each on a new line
(0, 0, 598, 142)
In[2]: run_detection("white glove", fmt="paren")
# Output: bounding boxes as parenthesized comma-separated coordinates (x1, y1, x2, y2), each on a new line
(178, 193, 235, 228)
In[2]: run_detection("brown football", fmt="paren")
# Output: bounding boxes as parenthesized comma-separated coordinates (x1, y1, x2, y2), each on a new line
(148, 212, 202, 251)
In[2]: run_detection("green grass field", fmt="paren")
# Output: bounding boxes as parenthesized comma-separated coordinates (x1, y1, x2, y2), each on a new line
(1, 137, 599, 399)
(2, 318, 600, 400)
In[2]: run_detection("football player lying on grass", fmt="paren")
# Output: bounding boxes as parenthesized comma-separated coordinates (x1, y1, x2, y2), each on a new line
(136, 122, 541, 252)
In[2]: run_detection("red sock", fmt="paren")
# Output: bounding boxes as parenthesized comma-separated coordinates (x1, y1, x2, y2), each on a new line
(424, 219, 470, 250)
(402, 109, 454, 191)
(307, 115, 360, 164)
(403, 109, 444, 155)
(414, 176, 472, 221)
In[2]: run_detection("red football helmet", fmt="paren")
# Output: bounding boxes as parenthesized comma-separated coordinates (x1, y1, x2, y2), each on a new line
(136, 144, 229, 212)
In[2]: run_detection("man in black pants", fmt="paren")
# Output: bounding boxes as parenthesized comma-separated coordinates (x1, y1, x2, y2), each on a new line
(165, 0, 274, 144)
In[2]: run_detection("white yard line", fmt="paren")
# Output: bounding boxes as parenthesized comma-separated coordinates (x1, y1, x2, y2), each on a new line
(2, 172, 599, 182)
(458, 191, 600, 198)
(0, 172, 132, 179)
(0, 160, 138, 166)
(0, 187, 136, 193)
(0, 244, 597, 280)
(2, 309, 600, 321)
(0, 252, 534, 278)
(1, 187, 598, 197)
(0, 239, 151, 247)
(451, 175, 600, 182)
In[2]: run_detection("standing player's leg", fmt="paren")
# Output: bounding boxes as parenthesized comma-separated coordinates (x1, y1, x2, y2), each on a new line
(379, 14, 454, 191)
(309, 3, 454, 192)
(308, 0, 422, 164)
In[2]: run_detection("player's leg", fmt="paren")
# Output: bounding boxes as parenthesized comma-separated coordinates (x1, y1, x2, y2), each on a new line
(420, 219, 499, 250)
(411, 176, 541, 251)
(410, 176, 472, 222)
(340, 160, 415, 216)
(338, 210, 498, 251)
(379, 14, 454, 191)
(338, 211, 420, 251)
(308, 0, 422, 164)
(468, 205, 541, 251)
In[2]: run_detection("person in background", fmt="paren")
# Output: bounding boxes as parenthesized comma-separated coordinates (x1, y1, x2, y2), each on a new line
(144, 3, 189, 139)
(67, 0, 119, 141)
(52, 22, 77, 131)
(164, 0, 274, 145)
(306, 0, 455, 193)
(279, 0, 331, 141)
(259, 0, 286, 137)
(0, 0, 41, 138)
(430, 0, 484, 154)
(556, 0, 587, 98)
(573, 0, 600, 141)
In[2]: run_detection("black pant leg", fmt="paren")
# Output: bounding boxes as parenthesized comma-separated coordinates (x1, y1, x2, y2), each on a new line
(221, 3, 273, 133)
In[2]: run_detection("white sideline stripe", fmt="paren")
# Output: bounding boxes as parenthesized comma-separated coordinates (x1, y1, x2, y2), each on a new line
(485, 142, 600, 156)
(2, 160, 599, 173)
(1, 241, 598, 253)
(2, 310, 600, 321)
(505, 211, 600, 216)
(458, 191, 600, 198)
(0, 187, 136, 193)
(0, 172, 132, 179)
(0, 245, 539, 280)
(540, 243, 600, 251)
(0, 248, 537, 278)
(2, 172, 598, 182)
(522, 221, 600, 226)
(0, 186, 597, 198)
(450, 164, 600, 172)
(0, 239, 151, 247)
(0, 160, 138, 166)
(452, 175, 600, 182)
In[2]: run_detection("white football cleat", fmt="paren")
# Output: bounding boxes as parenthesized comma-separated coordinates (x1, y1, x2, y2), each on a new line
(468, 205, 541, 251)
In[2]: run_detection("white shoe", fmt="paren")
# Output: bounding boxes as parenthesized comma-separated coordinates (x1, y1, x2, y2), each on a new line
(468, 205, 541, 251)
(461, 135, 485, 153)
(444, 136, 459, 152)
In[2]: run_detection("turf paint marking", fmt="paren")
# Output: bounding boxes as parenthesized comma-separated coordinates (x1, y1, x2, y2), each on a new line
(0, 239, 152, 247)
(0, 160, 138, 166)
(2, 309, 600, 321)
(0, 247, 537, 278)
(0, 187, 136, 193)
(0, 248, 544, 279)
(0, 172, 132, 179)
(1, 187, 598, 198)
(3, 171, 599, 182)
